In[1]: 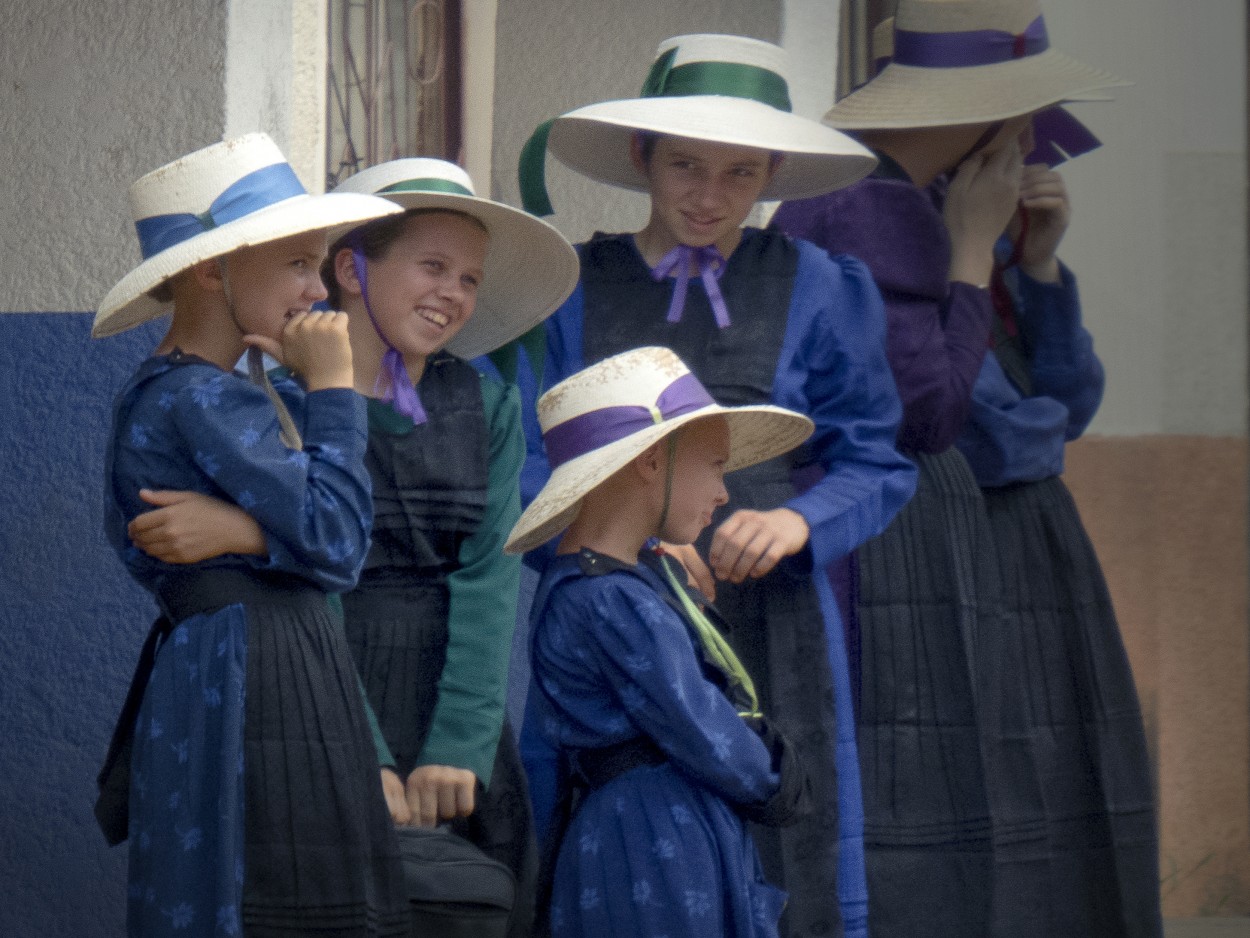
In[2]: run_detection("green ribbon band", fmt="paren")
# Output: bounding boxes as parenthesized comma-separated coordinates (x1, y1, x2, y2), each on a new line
(640, 49, 792, 112)
(380, 177, 475, 197)
(518, 119, 556, 217)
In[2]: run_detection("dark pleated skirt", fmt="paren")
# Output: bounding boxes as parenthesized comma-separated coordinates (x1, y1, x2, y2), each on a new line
(984, 476, 1162, 938)
(241, 599, 410, 936)
(856, 448, 1049, 938)
(344, 586, 539, 938)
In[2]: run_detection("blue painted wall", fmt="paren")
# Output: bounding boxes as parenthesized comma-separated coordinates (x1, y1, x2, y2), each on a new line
(0, 313, 166, 938)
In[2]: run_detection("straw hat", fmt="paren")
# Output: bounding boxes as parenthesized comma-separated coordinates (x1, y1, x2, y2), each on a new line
(520, 34, 877, 214)
(332, 158, 578, 360)
(826, 0, 1126, 130)
(94, 133, 402, 338)
(505, 347, 813, 555)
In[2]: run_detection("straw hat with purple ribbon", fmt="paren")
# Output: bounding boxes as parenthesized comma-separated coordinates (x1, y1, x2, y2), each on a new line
(94, 133, 402, 338)
(505, 346, 813, 555)
(826, 0, 1126, 133)
(519, 33, 877, 217)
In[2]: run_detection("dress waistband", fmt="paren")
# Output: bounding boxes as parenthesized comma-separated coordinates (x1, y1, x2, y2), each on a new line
(568, 736, 667, 791)
(156, 568, 326, 624)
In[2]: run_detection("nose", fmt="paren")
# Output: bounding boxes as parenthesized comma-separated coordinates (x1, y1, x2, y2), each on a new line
(714, 478, 729, 507)
(308, 274, 329, 303)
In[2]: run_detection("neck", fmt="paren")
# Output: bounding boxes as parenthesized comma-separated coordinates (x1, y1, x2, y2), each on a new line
(155, 296, 244, 370)
(345, 298, 430, 398)
(558, 484, 656, 566)
(633, 219, 743, 270)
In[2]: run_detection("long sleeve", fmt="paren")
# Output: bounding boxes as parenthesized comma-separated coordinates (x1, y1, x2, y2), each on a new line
(777, 244, 918, 569)
(773, 181, 994, 454)
(414, 376, 524, 786)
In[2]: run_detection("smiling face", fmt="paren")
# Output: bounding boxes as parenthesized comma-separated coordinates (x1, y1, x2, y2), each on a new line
(657, 416, 731, 545)
(224, 230, 329, 340)
(338, 210, 488, 366)
(632, 135, 777, 255)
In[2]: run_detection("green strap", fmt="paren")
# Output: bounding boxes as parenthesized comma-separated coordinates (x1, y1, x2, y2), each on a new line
(380, 177, 475, 196)
(518, 119, 557, 216)
(656, 554, 761, 718)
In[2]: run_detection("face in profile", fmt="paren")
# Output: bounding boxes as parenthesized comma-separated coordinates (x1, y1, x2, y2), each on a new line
(345, 210, 489, 360)
(657, 416, 731, 545)
(225, 230, 330, 339)
(633, 135, 777, 252)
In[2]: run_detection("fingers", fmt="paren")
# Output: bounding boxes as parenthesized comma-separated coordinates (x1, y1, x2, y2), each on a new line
(709, 509, 809, 584)
(661, 542, 717, 602)
(242, 334, 284, 364)
(137, 488, 190, 507)
(381, 768, 412, 826)
(406, 766, 477, 828)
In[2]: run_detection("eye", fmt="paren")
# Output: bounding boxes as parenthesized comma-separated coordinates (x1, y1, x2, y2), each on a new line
(422, 258, 446, 274)
(291, 258, 308, 269)
(461, 274, 480, 290)
(731, 167, 759, 179)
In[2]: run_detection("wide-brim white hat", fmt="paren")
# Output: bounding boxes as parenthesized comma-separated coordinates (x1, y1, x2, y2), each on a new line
(520, 34, 877, 214)
(94, 133, 403, 338)
(332, 158, 578, 360)
(825, 0, 1126, 130)
(505, 346, 813, 555)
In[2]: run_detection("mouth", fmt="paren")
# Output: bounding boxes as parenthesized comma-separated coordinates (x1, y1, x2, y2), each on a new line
(418, 308, 452, 329)
(682, 212, 724, 231)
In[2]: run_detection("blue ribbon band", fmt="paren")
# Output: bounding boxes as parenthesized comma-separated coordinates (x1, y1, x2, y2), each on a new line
(134, 162, 307, 260)
(892, 15, 1049, 69)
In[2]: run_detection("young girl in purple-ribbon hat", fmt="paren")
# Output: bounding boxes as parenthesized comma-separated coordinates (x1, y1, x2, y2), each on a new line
(516, 32, 918, 938)
(772, 2, 1160, 937)
(505, 345, 816, 938)
(125, 157, 580, 937)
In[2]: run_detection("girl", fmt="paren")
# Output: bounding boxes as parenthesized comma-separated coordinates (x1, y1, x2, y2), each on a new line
(773, 2, 1160, 936)
(507, 346, 814, 938)
(96, 133, 410, 937)
(128, 158, 579, 937)
(518, 33, 917, 938)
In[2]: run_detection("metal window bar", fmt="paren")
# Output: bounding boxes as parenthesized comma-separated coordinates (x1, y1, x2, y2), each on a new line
(326, 0, 463, 190)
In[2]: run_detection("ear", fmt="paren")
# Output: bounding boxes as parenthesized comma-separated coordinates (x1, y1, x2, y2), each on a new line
(631, 441, 664, 482)
(628, 132, 650, 175)
(189, 258, 225, 293)
(334, 246, 364, 298)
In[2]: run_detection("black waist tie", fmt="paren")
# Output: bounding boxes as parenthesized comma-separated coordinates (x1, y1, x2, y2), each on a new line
(94, 568, 327, 846)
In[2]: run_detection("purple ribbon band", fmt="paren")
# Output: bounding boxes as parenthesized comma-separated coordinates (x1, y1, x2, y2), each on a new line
(543, 372, 715, 469)
(350, 246, 428, 425)
(135, 162, 306, 260)
(893, 15, 1048, 69)
(650, 244, 731, 328)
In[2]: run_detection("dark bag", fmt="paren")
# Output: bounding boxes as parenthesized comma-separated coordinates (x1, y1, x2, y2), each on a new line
(398, 826, 515, 938)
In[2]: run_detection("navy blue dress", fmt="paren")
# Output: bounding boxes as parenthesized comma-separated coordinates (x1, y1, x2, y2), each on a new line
(105, 352, 408, 937)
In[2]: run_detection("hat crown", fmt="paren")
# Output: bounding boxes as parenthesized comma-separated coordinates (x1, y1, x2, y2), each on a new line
(333, 157, 478, 199)
(655, 33, 791, 85)
(128, 133, 295, 222)
(539, 347, 694, 436)
(895, 0, 1042, 35)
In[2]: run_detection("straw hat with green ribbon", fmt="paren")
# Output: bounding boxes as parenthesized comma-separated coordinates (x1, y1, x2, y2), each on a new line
(333, 158, 578, 362)
(519, 33, 877, 216)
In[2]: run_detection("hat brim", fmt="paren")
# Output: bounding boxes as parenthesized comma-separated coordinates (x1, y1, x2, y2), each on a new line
(504, 404, 814, 555)
(824, 49, 1127, 129)
(547, 96, 878, 201)
(364, 191, 579, 360)
(93, 192, 404, 338)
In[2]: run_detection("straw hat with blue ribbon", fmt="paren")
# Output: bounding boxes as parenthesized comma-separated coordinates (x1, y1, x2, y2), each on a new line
(332, 158, 578, 362)
(505, 346, 813, 555)
(519, 33, 877, 216)
(825, 0, 1126, 132)
(94, 133, 402, 338)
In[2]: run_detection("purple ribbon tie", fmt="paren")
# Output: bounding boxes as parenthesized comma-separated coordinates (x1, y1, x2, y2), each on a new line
(543, 372, 715, 469)
(350, 246, 428, 425)
(650, 244, 731, 328)
(1027, 107, 1102, 167)
(893, 14, 1049, 69)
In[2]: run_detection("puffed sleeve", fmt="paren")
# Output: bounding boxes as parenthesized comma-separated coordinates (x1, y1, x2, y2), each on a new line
(776, 243, 918, 569)
(167, 371, 372, 592)
(415, 375, 524, 785)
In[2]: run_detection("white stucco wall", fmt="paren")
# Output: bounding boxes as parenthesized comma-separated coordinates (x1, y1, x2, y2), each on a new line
(0, 0, 228, 314)
(781, 0, 1249, 438)
(490, 0, 783, 245)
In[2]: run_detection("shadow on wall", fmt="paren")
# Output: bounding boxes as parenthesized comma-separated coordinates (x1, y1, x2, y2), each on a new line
(0, 313, 166, 938)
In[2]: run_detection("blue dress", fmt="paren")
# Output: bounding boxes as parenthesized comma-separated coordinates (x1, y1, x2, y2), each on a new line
(530, 549, 789, 938)
(518, 229, 915, 938)
(105, 351, 408, 937)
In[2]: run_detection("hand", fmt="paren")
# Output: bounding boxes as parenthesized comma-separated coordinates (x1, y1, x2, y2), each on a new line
(405, 764, 477, 828)
(127, 489, 267, 563)
(381, 768, 412, 826)
(708, 508, 810, 584)
(659, 541, 717, 602)
(245, 310, 354, 391)
(945, 138, 1025, 286)
(1014, 164, 1070, 283)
